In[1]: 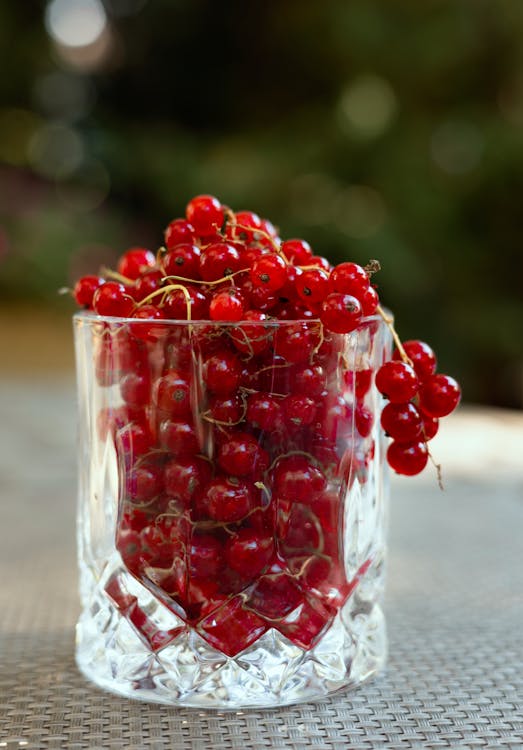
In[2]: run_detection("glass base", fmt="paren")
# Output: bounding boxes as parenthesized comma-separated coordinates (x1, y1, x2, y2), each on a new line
(75, 558, 386, 709)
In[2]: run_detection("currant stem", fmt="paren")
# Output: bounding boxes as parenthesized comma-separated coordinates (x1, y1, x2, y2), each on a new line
(162, 268, 250, 286)
(428, 450, 444, 491)
(376, 304, 413, 367)
(137, 283, 192, 320)
(101, 267, 134, 285)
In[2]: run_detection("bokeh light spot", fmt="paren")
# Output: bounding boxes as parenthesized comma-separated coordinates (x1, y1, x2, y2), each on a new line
(33, 72, 95, 122)
(338, 74, 398, 139)
(45, 0, 107, 48)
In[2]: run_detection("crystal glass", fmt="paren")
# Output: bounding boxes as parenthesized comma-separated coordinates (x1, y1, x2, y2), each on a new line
(74, 312, 392, 708)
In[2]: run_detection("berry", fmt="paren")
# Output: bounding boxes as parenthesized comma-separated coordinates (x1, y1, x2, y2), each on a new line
(281, 239, 313, 265)
(273, 456, 326, 501)
(199, 242, 242, 281)
(202, 477, 255, 523)
(208, 394, 244, 425)
(186, 194, 224, 236)
(355, 404, 374, 437)
(421, 413, 439, 440)
(203, 350, 241, 395)
(164, 218, 196, 248)
(295, 268, 329, 307)
(320, 293, 362, 334)
(360, 285, 379, 316)
(328, 262, 369, 299)
(218, 432, 269, 477)
(224, 529, 274, 577)
(163, 285, 208, 320)
(274, 322, 314, 363)
(121, 371, 150, 408)
(133, 270, 163, 302)
(380, 402, 423, 443)
(126, 461, 163, 502)
(393, 340, 437, 381)
(153, 371, 191, 418)
(117, 247, 156, 280)
(294, 364, 326, 397)
(130, 304, 166, 342)
(375, 361, 419, 403)
(418, 374, 461, 418)
(251, 254, 287, 292)
(164, 457, 211, 505)
(232, 210, 263, 242)
(163, 243, 201, 280)
(93, 282, 134, 318)
(73, 275, 103, 308)
(209, 289, 245, 321)
(246, 393, 282, 431)
(282, 394, 317, 429)
(230, 311, 273, 355)
(387, 440, 429, 476)
(189, 533, 224, 578)
(158, 420, 199, 457)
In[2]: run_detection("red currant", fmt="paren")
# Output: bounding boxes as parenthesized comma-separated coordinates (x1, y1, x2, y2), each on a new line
(380, 402, 423, 443)
(209, 289, 245, 321)
(251, 254, 287, 292)
(164, 218, 196, 249)
(218, 432, 269, 477)
(199, 242, 242, 281)
(418, 374, 461, 418)
(189, 533, 224, 578)
(202, 477, 255, 523)
(224, 529, 274, 577)
(158, 419, 199, 457)
(281, 239, 313, 265)
(393, 340, 437, 382)
(93, 282, 134, 318)
(163, 285, 208, 320)
(387, 440, 429, 475)
(117, 247, 156, 280)
(73, 275, 103, 308)
(230, 311, 273, 355)
(164, 457, 211, 505)
(153, 371, 191, 418)
(186, 194, 224, 236)
(246, 393, 282, 431)
(320, 293, 362, 334)
(375, 361, 419, 403)
(273, 456, 326, 501)
(203, 350, 241, 395)
(163, 243, 201, 280)
(328, 262, 369, 299)
(295, 268, 329, 307)
(133, 270, 163, 302)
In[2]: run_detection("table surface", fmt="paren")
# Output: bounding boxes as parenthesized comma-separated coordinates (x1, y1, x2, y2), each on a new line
(1, 378, 522, 750)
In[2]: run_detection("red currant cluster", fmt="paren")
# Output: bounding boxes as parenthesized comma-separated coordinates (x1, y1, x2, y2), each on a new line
(376, 344, 461, 477)
(73, 194, 460, 656)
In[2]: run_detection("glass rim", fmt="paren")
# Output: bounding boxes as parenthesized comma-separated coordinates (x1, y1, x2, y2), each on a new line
(73, 309, 389, 329)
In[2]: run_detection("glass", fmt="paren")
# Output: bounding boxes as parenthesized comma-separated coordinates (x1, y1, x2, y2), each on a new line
(74, 312, 391, 708)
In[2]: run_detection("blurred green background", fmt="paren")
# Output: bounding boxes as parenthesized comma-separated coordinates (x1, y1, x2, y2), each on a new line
(0, 0, 522, 407)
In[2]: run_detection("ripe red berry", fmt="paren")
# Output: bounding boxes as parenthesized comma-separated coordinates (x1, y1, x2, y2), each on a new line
(164, 457, 211, 505)
(218, 432, 269, 477)
(273, 456, 326, 501)
(418, 374, 461, 418)
(360, 285, 379, 316)
(294, 364, 326, 397)
(130, 304, 166, 342)
(126, 461, 163, 502)
(186, 194, 224, 236)
(203, 350, 241, 395)
(375, 361, 419, 403)
(117, 247, 156, 280)
(281, 239, 313, 265)
(387, 440, 429, 475)
(163, 285, 208, 320)
(163, 243, 201, 280)
(393, 340, 437, 382)
(120, 371, 150, 408)
(230, 311, 273, 355)
(93, 282, 134, 318)
(274, 322, 314, 363)
(153, 371, 191, 418)
(320, 293, 362, 334)
(209, 289, 245, 321)
(133, 270, 163, 302)
(73, 275, 104, 308)
(224, 529, 274, 577)
(202, 477, 255, 523)
(282, 394, 317, 429)
(380, 402, 423, 443)
(189, 533, 224, 578)
(199, 242, 242, 281)
(158, 419, 199, 457)
(246, 392, 282, 431)
(295, 268, 329, 307)
(164, 218, 196, 249)
(421, 413, 439, 440)
(232, 210, 263, 242)
(251, 254, 287, 292)
(328, 262, 369, 299)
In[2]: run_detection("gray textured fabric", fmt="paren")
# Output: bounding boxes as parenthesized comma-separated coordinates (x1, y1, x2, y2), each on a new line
(1, 380, 522, 749)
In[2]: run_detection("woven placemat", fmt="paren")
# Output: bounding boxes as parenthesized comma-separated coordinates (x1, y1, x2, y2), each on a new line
(1, 381, 522, 749)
